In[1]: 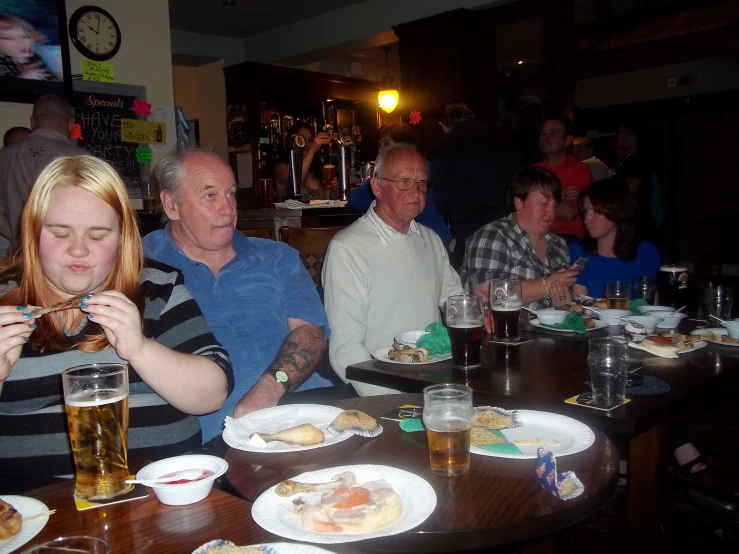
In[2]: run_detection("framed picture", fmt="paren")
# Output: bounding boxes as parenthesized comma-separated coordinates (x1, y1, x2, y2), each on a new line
(0, 0, 72, 104)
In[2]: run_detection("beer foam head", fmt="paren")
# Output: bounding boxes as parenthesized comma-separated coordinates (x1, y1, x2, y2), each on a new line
(66, 389, 127, 407)
(492, 305, 521, 312)
(449, 321, 483, 328)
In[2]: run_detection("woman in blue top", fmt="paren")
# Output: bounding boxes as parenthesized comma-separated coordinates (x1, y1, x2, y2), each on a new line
(570, 178, 660, 298)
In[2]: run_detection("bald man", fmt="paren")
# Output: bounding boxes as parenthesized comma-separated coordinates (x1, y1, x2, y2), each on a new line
(0, 95, 84, 247)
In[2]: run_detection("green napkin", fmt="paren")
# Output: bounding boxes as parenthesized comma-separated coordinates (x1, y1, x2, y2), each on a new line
(472, 429, 523, 455)
(399, 419, 425, 432)
(629, 298, 648, 313)
(416, 322, 451, 355)
(541, 312, 587, 334)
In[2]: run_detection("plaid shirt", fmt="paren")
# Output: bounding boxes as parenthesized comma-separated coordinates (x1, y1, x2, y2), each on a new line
(460, 214, 570, 309)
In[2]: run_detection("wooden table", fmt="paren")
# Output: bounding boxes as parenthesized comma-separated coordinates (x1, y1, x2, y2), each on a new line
(237, 207, 361, 239)
(225, 394, 619, 553)
(21, 477, 361, 553)
(345, 325, 739, 543)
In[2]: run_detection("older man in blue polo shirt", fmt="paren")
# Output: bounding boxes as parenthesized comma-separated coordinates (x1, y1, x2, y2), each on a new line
(143, 150, 334, 445)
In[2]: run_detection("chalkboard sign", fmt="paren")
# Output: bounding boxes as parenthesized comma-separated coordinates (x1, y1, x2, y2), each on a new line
(72, 81, 148, 198)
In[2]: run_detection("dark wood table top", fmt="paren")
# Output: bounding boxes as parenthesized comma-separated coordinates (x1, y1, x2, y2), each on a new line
(346, 326, 739, 438)
(20, 475, 360, 553)
(225, 394, 619, 553)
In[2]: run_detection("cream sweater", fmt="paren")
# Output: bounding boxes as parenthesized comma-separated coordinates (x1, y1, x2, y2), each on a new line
(322, 211, 463, 395)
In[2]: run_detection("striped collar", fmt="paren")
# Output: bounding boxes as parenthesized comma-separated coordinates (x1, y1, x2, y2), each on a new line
(364, 200, 422, 246)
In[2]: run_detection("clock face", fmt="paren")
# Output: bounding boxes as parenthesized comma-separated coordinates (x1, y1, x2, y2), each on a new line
(70, 6, 121, 61)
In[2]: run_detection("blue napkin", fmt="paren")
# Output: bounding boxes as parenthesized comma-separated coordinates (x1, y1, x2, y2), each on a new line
(625, 375, 671, 396)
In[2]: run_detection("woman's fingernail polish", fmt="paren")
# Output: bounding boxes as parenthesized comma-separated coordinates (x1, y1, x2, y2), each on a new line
(29, 324, 37, 329)
(17, 306, 25, 311)
(23, 313, 32, 319)
(24, 337, 29, 342)
(80, 303, 88, 309)
(87, 314, 93, 319)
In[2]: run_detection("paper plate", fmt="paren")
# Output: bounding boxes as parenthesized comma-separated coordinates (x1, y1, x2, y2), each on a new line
(529, 319, 609, 333)
(470, 410, 595, 459)
(393, 329, 429, 347)
(252, 464, 436, 544)
(223, 405, 355, 453)
(0, 496, 50, 554)
(372, 347, 452, 365)
(628, 340, 707, 358)
(690, 328, 739, 347)
(193, 541, 333, 554)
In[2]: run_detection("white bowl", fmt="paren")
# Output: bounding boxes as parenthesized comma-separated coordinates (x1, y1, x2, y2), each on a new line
(394, 329, 429, 347)
(637, 305, 674, 314)
(136, 454, 228, 506)
(726, 325, 739, 339)
(536, 308, 568, 325)
(596, 309, 631, 326)
(650, 311, 688, 329)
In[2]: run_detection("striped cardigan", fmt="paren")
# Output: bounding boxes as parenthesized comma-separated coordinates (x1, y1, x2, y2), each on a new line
(0, 259, 234, 493)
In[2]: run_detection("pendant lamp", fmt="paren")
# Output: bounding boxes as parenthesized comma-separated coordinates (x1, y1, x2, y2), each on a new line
(378, 46, 399, 113)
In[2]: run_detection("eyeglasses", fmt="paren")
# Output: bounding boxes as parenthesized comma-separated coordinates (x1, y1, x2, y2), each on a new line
(376, 176, 430, 192)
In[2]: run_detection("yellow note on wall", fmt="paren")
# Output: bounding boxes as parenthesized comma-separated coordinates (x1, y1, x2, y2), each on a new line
(82, 59, 114, 83)
(121, 119, 166, 144)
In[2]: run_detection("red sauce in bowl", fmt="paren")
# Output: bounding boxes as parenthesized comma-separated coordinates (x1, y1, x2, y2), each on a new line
(158, 469, 215, 485)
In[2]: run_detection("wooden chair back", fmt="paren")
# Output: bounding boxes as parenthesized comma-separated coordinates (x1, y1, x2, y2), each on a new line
(239, 228, 273, 240)
(279, 226, 344, 286)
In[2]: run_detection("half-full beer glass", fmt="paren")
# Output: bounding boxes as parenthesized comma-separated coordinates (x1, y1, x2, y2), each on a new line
(62, 363, 132, 500)
(491, 279, 522, 341)
(446, 295, 484, 369)
(422, 384, 473, 476)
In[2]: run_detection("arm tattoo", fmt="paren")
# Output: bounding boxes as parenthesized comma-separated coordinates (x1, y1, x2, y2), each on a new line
(264, 324, 326, 390)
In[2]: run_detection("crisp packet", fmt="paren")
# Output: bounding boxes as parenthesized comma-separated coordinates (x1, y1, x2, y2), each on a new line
(473, 406, 522, 430)
(534, 446, 584, 501)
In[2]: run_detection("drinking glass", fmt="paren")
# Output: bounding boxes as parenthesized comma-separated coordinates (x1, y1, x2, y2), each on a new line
(422, 384, 473, 476)
(632, 276, 657, 304)
(446, 295, 484, 369)
(22, 536, 110, 554)
(490, 279, 523, 341)
(587, 338, 630, 407)
(62, 364, 132, 500)
(704, 283, 734, 320)
(605, 281, 630, 310)
(140, 181, 159, 213)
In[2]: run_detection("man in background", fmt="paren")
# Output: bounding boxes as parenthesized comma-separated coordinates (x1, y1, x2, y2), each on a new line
(0, 95, 83, 249)
(2, 127, 31, 148)
(534, 116, 593, 243)
(572, 136, 611, 182)
(324, 145, 463, 395)
(431, 102, 522, 269)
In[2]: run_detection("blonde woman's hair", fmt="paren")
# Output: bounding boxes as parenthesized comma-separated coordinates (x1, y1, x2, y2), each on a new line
(0, 155, 144, 353)
(0, 14, 46, 45)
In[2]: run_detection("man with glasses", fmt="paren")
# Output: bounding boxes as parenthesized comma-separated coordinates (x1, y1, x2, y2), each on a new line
(323, 145, 463, 395)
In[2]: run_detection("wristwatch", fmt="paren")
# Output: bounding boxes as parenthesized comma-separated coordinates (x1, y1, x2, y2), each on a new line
(267, 369, 290, 391)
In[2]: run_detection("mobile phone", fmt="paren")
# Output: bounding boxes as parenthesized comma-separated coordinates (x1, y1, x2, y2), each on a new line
(568, 257, 589, 271)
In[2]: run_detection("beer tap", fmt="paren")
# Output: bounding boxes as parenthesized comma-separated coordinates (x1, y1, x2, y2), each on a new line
(286, 132, 306, 202)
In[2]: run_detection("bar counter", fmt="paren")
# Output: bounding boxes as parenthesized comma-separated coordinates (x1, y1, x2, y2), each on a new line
(236, 206, 362, 239)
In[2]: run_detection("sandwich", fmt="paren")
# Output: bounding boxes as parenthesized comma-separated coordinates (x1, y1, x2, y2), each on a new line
(640, 335, 684, 358)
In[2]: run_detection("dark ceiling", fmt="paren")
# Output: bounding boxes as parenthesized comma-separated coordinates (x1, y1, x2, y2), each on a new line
(168, 0, 371, 38)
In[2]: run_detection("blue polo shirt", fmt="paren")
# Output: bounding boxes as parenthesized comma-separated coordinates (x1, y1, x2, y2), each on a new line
(143, 225, 332, 443)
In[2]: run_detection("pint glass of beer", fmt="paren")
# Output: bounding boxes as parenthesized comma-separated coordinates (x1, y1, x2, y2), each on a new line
(322, 164, 337, 187)
(446, 295, 484, 369)
(62, 363, 133, 500)
(422, 384, 473, 476)
(491, 279, 522, 341)
(606, 281, 630, 310)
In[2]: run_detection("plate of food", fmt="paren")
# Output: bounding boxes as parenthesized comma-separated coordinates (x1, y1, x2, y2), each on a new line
(223, 405, 382, 453)
(628, 334, 707, 358)
(529, 318, 608, 333)
(193, 540, 334, 554)
(251, 465, 436, 544)
(469, 407, 595, 459)
(372, 345, 451, 365)
(690, 328, 739, 347)
(0, 496, 51, 554)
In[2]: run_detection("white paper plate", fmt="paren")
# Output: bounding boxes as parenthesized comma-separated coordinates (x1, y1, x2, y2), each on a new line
(193, 541, 333, 554)
(372, 347, 452, 365)
(470, 410, 595, 459)
(252, 464, 437, 544)
(223, 405, 354, 453)
(690, 328, 739, 347)
(0, 495, 50, 554)
(529, 319, 609, 333)
(628, 340, 707, 358)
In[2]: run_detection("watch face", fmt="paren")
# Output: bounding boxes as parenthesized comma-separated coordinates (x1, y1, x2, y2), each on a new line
(70, 7, 121, 61)
(275, 371, 289, 384)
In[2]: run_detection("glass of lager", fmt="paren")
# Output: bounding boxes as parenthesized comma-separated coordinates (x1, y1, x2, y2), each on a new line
(62, 363, 133, 500)
(490, 279, 522, 341)
(422, 384, 473, 476)
(446, 295, 484, 369)
(606, 280, 630, 310)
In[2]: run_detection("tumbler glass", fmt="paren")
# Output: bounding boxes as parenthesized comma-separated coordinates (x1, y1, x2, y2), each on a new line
(422, 384, 473, 476)
(587, 337, 630, 407)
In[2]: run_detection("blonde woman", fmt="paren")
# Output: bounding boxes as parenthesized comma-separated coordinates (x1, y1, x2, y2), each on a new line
(0, 13, 58, 81)
(0, 155, 233, 493)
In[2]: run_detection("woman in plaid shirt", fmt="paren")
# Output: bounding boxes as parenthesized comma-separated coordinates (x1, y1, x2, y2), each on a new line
(460, 167, 581, 311)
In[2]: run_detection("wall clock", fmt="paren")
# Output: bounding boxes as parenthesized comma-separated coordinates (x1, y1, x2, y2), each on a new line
(69, 6, 121, 61)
